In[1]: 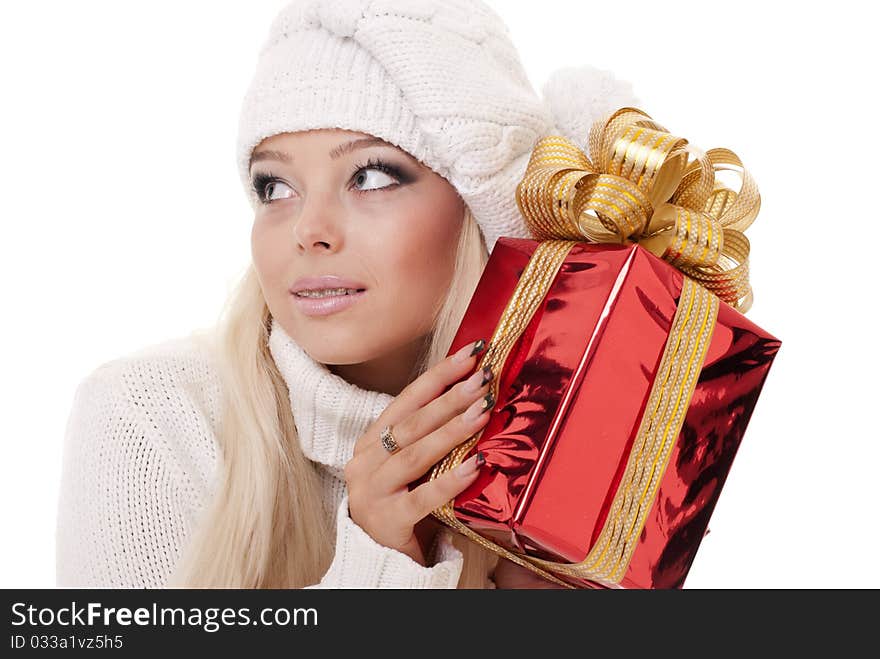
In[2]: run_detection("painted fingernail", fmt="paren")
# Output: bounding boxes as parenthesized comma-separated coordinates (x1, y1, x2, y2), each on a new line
(470, 339, 488, 356)
(454, 338, 486, 363)
(464, 367, 486, 392)
(455, 452, 485, 478)
(465, 392, 495, 421)
(464, 365, 493, 393)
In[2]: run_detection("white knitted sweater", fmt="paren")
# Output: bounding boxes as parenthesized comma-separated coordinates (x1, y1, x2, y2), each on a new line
(56, 317, 469, 588)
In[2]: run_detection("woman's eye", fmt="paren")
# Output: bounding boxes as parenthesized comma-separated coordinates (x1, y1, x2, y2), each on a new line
(252, 159, 405, 205)
(353, 167, 397, 192)
(265, 180, 293, 201)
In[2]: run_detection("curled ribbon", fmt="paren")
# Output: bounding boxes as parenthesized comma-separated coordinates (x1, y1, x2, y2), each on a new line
(515, 107, 761, 312)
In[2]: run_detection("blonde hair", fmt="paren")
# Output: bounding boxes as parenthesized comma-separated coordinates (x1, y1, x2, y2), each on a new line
(169, 204, 499, 588)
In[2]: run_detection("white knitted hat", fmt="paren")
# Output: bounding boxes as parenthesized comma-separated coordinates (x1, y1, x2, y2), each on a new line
(236, 0, 641, 254)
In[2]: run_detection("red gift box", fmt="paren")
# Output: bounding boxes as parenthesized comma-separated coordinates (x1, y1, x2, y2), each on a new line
(418, 238, 780, 589)
(412, 107, 781, 589)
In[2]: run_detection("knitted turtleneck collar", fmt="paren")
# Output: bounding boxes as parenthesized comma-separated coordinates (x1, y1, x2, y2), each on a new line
(267, 316, 395, 475)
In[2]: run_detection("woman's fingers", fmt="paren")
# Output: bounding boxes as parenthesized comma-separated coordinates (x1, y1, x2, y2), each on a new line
(394, 338, 489, 416)
(371, 363, 494, 462)
(377, 390, 494, 486)
(352, 338, 490, 462)
(399, 452, 486, 526)
(343, 338, 496, 564)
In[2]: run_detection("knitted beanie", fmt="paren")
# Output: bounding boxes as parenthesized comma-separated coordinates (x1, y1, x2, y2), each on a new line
(236, 0, 641, 254)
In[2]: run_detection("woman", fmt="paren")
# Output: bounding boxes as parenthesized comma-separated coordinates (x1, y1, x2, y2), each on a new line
(56, 0, 638, 588)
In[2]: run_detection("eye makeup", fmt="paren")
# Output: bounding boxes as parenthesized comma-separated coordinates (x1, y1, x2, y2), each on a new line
(250, 156, 416, 204)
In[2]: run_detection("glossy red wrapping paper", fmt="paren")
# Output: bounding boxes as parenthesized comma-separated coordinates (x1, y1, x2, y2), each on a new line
(417, 237, 781, 589)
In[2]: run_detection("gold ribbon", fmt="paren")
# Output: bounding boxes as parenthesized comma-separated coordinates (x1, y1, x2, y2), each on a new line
(516, 106, 761, 312)
(427, 107, 755, 587)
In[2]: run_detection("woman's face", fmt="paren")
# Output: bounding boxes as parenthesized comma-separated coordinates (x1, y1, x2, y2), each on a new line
(249, 128, 465, 395)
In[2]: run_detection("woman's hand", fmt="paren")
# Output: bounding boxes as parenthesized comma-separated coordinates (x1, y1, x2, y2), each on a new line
(344, 338, 494, 566)
(491, 558, 569, 589)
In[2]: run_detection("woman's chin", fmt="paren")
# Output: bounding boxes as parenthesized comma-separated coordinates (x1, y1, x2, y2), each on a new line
(299, 340, 375, 367)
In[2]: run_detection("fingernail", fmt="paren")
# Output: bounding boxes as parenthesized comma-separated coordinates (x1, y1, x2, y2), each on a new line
(455, 452, 485, 478)
(469, 338, 488, 357)
(465, 392, 495, 421)
(453, 338, 486, 363)
(464, 368, 483, 392)
(464, 365, 493, 392)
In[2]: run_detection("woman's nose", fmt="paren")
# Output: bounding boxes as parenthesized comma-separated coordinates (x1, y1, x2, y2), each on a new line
(292, 194, 345, 253)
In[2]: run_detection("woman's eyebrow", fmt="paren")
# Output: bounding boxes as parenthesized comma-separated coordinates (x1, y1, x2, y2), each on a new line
(249, 149, 291, 169)
(328, 137, 391, 160)
(249, 137, 396, 171)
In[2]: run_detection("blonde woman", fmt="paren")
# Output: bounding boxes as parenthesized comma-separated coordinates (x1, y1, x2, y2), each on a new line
(56, 0, 638, 588)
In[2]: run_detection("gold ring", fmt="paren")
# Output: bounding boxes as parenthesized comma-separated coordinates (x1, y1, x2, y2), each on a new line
(380, 424, 400, 454)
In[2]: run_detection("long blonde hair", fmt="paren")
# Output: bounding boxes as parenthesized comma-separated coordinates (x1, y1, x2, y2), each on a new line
(169, 204, 499, 588)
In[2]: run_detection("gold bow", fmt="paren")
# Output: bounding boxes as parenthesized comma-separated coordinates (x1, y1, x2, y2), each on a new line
(515, 107, 761, 312)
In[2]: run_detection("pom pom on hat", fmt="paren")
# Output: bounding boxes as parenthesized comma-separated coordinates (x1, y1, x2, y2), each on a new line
(540, 65, 641, 160)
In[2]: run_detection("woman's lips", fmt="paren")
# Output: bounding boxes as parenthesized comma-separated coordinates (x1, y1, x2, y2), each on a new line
(291, 290, 367, 317)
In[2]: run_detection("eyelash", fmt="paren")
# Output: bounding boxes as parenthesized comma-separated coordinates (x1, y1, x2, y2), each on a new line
(250, 157, 406, 204)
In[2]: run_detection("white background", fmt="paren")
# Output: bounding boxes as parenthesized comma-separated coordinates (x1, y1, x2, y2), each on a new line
(1, 1, 876, 588)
